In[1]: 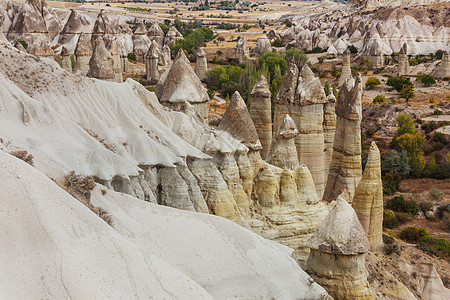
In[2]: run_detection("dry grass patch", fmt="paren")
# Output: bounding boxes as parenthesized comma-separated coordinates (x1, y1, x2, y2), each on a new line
(10, 150, 34, 166)
(64, 171, 113, 226)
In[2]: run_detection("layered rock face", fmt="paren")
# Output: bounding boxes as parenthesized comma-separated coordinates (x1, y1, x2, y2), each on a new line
(434, 51, 450, 78)
(145, 40, 160, 81)
(60, 46, 72, 72)
(338, 49, 352, 87)
(352, 141, 383, 252)
(267, 114, 299, 170)
(75, 32, 92, 75)
(194, 47, 208, 81)
(27, 41, 53, 59)
(249, 74, 272, 159)
(133, 23, 151, 63)
(273, 63, 328, 198)
(398, 43, 409, 76)
(235, 36, 249, 64)
(306, 197, 373, 300)
(156, 50, 209, 120)
(147, 22, 164, 47)
(88, 39, 114, 81)
(253, 34, 272, 54)
(323, 75, 363, 203)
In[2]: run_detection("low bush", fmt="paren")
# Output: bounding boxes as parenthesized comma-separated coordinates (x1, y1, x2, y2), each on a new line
(417, 74, 436, 86)
(385, 195, 419, 216)
(382, 173, 402, 195)
(429, 187, 443, 200)
(421, 121, 439, 134)
(420, 201, 433, 214)
(433, 109, 443, 115)
(418, 235, 450, 260)
(399, 227, 428, 243)
(383, 209, 400, 229)
(373, 95, 386, 104)
(127, 52, 136, 62)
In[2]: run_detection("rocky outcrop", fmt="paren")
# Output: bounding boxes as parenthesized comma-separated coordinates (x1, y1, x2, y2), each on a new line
(145, 40, 160, 81)
(58, 9, 92, 48)
(338, 49, 352, 87)
(306, 197, 373, 300)
(434, 51, 450, 78)
(323, 75, 363, 203)
(249, 74, 272, 159)
(159, 44, 171, 68)
(133, 23, 151, 63)
(323, 93, 336, 178)
(398, 43, 409, 76)
(194, 47, 208, 81)
(267, 114, 299, 170)
(75, 32, 92, 75)
(253, 34, 272, 54)
(164, 26, 183, 46)
(352, 141, 383, 252)
(88, 39, 114, 81)
(156, 49, 209, 120)
(235, 36, 249, 64)
(218, 91, 262, 151)
(147, 22, 164, 48)
(60, 46, 72, 72)
(273, 63, 328, 198)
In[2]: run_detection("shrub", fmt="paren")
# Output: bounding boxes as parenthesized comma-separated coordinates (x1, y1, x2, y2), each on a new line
(399, 227, 429, 243)
(70, 55, 76, 71)
(409, 59, 418, 66)
(396, 212, 414, 224)
(324, 81, 330, 96)
(381, 150, 411, 178)
(271, 39, 283, 47)
(429, 97, 436, 103)
(146, 86, 155, 92)
(64, 171, 113, 226)
(14, 40, 28, 49)
(433, 109, 443, 115)
(373, 95, 385, 103)
(127, 52, 136, 62)
(429, 187, 443, 201)
(399, 84, 415, 102)
(383, 173, 402, 195)
(418, 235, 450, 260)
(435, 49, 443, 60)
(420, 201, 433, 214)
(207, 88, 215, 99)
(348, 45, 358, 54)
(383, 210, 400, 229)
(417, 74, 436, 86)
(385, 195, 419, 216)
(387, 76, 412, 92)
(421, 121, 439, 134)
(10, 150, 34, 166)
(384, 243, 400, 255)
(318, 56, 325, 64)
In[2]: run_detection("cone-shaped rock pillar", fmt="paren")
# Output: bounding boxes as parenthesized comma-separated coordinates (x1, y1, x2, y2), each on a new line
(434, 51, 450, 78)
(156, 49, 209, 120)
(249, 74, 272, 159)
(398, 43, 409, 76)
(306, 197, 373, 300)
(352, 141, 383, 252)
(60, 46, 72, 72)
(194, 47, 208, 81)
(323, 75, 363, 203)
(88, 39, 114, 81)
(146, 40, 160, 81)
(218, 91, 262, 151)
(267, 114, 299, 170)
(75, 32, 92, 75)
(235, 36, 249, 64)
(323, 93, 336, 178)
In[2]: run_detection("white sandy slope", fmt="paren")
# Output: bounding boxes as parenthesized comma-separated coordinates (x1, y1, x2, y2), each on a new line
(0, 150, 329, 299)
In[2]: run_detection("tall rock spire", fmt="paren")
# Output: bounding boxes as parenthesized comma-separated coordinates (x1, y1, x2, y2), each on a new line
(145, 40, 160, 81)
(323, 75, 363, 203)
(398, 43, 409, 76)
(249, 74, 272, 159)
(352, 141, 383, 252)
(338, 49, 352, 87)
(194, 47, 208, 81)
(434, 51, 450, 78)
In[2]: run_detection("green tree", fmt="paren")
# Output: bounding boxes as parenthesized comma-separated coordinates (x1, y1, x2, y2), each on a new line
(365, 77, 381, 89)
(386, 76, 412, 92)
(347, 45, 358, 54)
(396, 113, 416, 136)
(397, 132, 426, 176)
(284, 48, 308, 69)
(381, 150, 411, 178)
(373, 95, 385, 103)
(332, 85, 338, 99)
(399, 84, 415, 103)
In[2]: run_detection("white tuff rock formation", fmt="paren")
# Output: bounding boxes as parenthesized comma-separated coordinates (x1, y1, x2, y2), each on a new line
(398, 43, 409, 76)
(235, 36, 249, 64)
(194, 47, 208, 81)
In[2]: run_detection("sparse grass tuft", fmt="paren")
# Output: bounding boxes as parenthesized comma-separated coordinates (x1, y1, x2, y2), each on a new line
(64, 171, 113, 226)
(10, 150, 34, 166)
